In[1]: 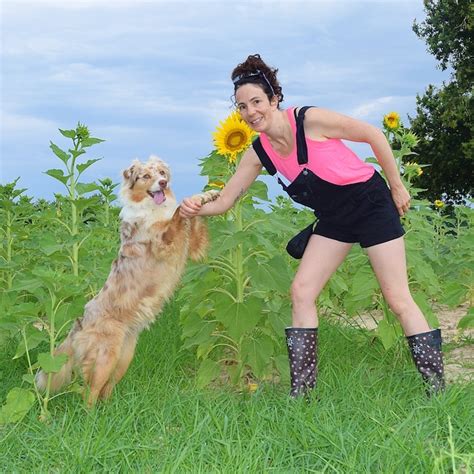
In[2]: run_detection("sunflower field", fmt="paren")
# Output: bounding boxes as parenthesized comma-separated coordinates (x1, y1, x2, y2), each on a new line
(0, 114, 472, 426)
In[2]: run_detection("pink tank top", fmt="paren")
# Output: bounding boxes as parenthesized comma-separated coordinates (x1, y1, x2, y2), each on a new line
(260, 107, 375, 185)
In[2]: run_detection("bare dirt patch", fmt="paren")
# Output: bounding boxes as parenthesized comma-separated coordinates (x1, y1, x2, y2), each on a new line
(331, 303, 473, 384)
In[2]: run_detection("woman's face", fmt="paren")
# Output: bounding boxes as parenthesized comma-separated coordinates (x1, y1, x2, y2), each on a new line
(235, 83, 278, 132)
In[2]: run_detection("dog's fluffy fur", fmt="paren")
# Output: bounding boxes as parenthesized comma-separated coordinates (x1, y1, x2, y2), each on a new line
(36, 156, 219, 405)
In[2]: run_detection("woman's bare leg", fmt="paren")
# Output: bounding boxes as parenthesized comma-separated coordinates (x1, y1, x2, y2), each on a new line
(366, 236, 430, 336)
(291, 235, 353, 327)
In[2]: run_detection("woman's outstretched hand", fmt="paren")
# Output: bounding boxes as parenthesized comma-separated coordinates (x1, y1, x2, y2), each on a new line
(179, 197, 202, 218)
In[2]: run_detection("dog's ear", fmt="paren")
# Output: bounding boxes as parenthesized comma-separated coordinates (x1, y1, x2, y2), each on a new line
(123, 160, 141, 187)
(123, 165, 134, 180)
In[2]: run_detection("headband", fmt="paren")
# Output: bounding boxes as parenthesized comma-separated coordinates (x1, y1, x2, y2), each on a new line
(232, 69, 275, 97)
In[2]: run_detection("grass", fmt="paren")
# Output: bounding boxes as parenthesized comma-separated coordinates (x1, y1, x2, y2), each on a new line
(1, 307, 473, 473)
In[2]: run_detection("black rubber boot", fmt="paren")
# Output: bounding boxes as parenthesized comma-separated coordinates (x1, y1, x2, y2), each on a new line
(285, 327, 318, 398)
(407, 328, 445, 396)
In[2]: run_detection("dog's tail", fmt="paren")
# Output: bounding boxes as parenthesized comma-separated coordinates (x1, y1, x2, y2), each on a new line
(35, 319, 81, 393)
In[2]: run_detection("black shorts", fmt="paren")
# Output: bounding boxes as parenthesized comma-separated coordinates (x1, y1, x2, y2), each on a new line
(313, 172, 405, 248)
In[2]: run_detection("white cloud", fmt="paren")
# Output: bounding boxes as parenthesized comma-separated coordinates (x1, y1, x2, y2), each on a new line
(0, 112, 59, 138)
(350, 97, 395, 119)
(350, 95, 416, 123)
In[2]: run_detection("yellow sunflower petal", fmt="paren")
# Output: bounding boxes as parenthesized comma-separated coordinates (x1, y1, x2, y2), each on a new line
(213, 111, 257, 162)
(383, 111, 400, 130)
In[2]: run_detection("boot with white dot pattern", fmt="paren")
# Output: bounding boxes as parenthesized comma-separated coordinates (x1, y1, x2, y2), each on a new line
(407, 328, 445, 396)
(285, 327, 318, 398)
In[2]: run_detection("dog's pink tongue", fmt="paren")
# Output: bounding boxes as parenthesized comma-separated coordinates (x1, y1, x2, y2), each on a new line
(153, 191, 166, 205)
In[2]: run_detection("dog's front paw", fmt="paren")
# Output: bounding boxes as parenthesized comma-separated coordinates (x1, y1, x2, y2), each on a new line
(194, 190, 220, 206)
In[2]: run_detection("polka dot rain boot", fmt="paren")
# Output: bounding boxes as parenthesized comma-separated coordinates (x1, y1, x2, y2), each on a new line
(406, 328, 445, 396)
(285, 327, 318, 398)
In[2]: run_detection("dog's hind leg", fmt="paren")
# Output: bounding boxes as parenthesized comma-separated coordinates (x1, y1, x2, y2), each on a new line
(98, 334, 138, 401)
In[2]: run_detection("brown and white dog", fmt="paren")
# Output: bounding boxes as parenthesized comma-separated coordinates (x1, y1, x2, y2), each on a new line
(36, 156, 219, 405)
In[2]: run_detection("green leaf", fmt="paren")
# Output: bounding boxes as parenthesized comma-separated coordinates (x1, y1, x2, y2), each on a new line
(441, 281, 468, 307)
(248, 180, 269, 201)
(376, 319, 399, 350)
(196, 359, 220, 389)
(76, 182, 100, 195)
(70, 196, 98, 213)
(458, 308, 474, 329)
(0, 388, 35, 425)
(273, 354, 290, 383)
(76, 159, 101, 174)
(241, 334, 274, 378)
(181, 320, 215, 350)
(49, 142, 70, 164)
(40, 243, 64, 256)
(13, 327, 47, 359)
(37, 352, 68, 373)
(44, 169, 70, 186)
(22, 374, 36, 384)
(214, 295, 263, 340)
(80, 137, 105, 147)
(69, 148, 86, 159)
(59, 128, 76, 139)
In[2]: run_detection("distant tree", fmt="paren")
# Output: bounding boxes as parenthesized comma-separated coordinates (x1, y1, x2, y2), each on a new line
(409, 0, 473, 203)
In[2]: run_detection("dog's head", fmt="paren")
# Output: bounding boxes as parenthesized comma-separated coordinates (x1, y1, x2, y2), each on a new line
(121, 155, 174, 206)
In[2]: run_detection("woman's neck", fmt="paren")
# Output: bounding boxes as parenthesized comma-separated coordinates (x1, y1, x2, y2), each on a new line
(265, 109, 293, 151)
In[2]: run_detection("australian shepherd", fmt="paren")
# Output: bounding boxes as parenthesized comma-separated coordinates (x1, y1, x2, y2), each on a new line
(36, 156, 219, 405)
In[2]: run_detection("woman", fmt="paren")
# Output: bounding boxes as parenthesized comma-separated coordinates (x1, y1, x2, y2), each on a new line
(180, 54, 444, 398)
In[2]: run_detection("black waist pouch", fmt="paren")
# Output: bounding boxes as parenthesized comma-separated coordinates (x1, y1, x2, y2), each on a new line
(286, 222, 315, 259)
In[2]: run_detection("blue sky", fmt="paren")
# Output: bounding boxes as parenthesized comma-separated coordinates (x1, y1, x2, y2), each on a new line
(1, 0, 447, 203)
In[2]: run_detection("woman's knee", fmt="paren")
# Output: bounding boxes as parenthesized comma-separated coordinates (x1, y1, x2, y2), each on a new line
(385, 293, 416, 318)
(290, 278, 319, 306)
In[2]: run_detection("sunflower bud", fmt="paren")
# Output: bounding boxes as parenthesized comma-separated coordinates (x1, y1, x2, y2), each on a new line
(402, 131, 419, 148)
(75, 122, 90, 140)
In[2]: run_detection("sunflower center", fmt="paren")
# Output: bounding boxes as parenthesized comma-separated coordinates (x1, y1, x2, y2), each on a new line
(225, 130, 247, 151)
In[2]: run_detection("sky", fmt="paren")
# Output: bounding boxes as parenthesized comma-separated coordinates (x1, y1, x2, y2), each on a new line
(1, 0, 448, 204)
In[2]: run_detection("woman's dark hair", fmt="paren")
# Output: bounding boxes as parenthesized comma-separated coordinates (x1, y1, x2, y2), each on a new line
(231, 54, 284, 106)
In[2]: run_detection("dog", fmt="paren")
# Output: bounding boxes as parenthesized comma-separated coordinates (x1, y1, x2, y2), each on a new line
(36, 156, 219, 405)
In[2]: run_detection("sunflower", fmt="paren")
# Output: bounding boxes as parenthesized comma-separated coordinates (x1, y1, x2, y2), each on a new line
(383, 112, 400, 130)
(213, 111, 256, 163)
(434, 200, 444, 208)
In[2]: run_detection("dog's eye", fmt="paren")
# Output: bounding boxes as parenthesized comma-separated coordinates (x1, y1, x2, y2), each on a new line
(142, 174, 151, 180)
(160, 171, 166, 176)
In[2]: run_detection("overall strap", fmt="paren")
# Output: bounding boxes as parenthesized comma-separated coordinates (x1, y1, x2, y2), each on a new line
(294, 106, 314, 165)
(252, 136, 277, 175)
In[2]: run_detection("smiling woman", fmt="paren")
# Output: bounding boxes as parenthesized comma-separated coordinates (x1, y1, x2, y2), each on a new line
(180, 53, 446, 400)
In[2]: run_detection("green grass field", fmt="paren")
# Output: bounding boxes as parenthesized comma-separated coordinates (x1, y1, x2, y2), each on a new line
(1, 306, 473, 473)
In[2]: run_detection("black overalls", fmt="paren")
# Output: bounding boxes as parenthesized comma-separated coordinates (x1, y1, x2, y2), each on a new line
(252, 106, 405, 256)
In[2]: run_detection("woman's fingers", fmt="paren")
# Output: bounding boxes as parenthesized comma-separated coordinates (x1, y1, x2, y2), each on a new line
(179, 197, 202, 217)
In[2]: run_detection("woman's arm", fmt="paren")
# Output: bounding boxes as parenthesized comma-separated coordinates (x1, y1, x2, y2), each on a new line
(180, 148, 263, 218)
(305, 108, 410, 216)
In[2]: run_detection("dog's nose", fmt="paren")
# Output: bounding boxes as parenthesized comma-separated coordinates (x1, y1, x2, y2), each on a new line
(159, 179, 167, 188)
